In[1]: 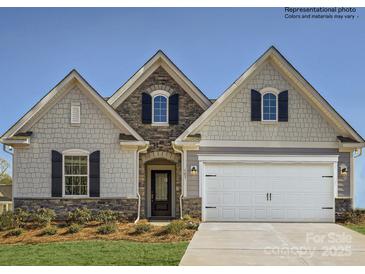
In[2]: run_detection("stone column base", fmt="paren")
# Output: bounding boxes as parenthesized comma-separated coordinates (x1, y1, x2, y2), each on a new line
(335, 198, 353, 221)
(182, 197, 202, 219)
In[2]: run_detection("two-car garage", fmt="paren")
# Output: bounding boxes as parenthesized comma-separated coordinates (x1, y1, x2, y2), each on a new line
(200, 155, 338, 223)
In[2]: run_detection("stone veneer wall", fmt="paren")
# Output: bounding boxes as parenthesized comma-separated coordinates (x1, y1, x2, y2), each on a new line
(335, 198, 353, 221)
(14, 198, 138, 221)
(116, 66, 206, 219)
(182, 197, 202, 219)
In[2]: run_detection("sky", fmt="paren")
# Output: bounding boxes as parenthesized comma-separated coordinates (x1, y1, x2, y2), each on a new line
(0, 8, 364, 207)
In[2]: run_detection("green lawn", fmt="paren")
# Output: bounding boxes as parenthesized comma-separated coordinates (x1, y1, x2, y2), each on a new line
(0, 240, 188, 266)
(345, 224, 365, 235)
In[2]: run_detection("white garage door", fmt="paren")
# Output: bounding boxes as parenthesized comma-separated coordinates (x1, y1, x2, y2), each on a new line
(204, 163, 334, 222)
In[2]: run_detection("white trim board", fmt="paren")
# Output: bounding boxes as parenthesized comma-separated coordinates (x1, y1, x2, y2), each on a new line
(197, 154, 339, 163)
(198, 140, 340, 148)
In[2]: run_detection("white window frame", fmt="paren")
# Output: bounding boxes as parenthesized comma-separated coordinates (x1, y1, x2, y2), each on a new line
(260, 87, 279, 122)
(62, 149, 89, 198)
(151, 90, 170, 125)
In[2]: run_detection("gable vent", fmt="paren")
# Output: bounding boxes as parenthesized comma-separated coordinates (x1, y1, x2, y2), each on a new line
(71, 102, 81, 124)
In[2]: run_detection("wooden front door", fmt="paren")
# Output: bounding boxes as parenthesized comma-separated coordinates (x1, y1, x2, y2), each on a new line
(151, 170, 172, 217)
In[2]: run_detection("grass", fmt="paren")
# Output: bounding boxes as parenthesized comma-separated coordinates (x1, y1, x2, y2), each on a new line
(345, 224, 365, 235)
(0, 240, 188, 266)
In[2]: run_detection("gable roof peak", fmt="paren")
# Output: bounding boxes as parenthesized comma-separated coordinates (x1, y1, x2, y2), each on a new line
(176, 47, 364, 143)
(1, 69, 145, 143)
(107, 50, 212, 110)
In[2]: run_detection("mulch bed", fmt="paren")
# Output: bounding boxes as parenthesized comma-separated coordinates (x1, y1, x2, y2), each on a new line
(0, 222, 196, 245)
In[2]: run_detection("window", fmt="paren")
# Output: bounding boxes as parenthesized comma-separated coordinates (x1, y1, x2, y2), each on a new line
(153, 95, 168, 123)
(262, 93, 277, 121)
(63, 151, 88, 196)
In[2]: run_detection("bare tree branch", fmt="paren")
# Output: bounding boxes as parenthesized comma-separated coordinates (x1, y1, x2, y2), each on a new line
(0, 158, 9, 177)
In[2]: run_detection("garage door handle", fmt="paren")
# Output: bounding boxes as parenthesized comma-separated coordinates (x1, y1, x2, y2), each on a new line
(266, 193, 269, 201)
(205, 174, 216, 177)
(322, 207, 333, 209)
(205, 206, 217, 209)
(269, 193, 272, 201)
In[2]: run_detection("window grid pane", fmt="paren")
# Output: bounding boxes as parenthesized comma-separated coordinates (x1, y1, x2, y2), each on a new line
(153, 96, 167, 123)
(263, 93, 277, 121)
(64, 155, 88, 196)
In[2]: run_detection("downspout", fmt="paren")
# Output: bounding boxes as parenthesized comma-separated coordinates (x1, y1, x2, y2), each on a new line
(172, 142, 184, 219)
(134, 144, 149, 224)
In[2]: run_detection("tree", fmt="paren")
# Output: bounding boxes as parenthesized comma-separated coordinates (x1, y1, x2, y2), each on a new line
(0, 173, 12, 185)
(0, 158, 9, 177)
(0, 158, 11, 184)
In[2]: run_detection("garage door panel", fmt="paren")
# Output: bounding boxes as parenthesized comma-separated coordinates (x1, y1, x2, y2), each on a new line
(204, 162, 334, 222)
(237, 192, 253, 205)
(206, 192, 220, 205)
(222, 207, 236, 220)
(238, 207, 252, 219)
(222, 192, 235, 205)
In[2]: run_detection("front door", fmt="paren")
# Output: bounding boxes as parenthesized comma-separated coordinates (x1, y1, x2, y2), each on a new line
(151, 170, 172, 217)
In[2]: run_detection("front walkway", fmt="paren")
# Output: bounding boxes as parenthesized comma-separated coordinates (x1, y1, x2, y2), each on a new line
(180, 223, 365, 266)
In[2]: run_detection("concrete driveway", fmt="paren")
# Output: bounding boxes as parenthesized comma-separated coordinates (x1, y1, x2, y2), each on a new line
(180, 223, 365, 266)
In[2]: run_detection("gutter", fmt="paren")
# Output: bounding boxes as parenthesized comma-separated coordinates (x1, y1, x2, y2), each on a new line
(134, 143, 149, 224)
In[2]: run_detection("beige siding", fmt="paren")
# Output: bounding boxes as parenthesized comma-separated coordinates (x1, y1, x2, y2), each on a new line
(200, 61, 339, 142)
(14, 85, 136, 198)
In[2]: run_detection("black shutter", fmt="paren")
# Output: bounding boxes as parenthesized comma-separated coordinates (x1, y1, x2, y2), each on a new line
(278, 90, 288, 122)
(169, 94, 179, 125)
(251, 89, 261, 121)
(51, 150, 62, 197)
(89, 150, 100, 197)
(141, 92, 152, 124)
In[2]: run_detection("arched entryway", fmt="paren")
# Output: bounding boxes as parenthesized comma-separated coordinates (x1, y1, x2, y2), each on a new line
(140, 151, 181, 219)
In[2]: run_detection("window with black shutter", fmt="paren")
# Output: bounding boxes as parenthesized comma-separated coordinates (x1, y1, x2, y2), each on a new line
(251, 89, 261, 121)
(142, 92, 152, 124)
(169, 94, 179, 125)
(278, 90, 288, 122)
(51, 150, 63, 197)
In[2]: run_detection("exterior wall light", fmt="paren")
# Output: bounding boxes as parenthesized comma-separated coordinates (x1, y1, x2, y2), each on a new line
(190, 165, 198, 175)
(340, 164, 348, 177)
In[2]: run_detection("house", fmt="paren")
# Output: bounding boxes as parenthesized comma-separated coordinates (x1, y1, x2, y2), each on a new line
(1, 46, 364, 222)
(0, 184, 12, 213)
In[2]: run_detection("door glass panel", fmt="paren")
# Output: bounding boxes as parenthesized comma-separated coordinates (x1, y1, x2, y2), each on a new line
(155, 173, 168, 201)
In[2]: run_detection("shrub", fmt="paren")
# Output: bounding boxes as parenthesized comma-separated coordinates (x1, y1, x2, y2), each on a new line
(165, 220, 186, 235)
(5, 228, 23, 237)
(31, 208, 56, 228)
(134, 220, 152, 234)
(40, 226, 57, 236)
(97, 223, 117, 235)
(67, 223, 82, 234)
(341, 210, 365, 224)
(13, 208, 30, 228)
(0, 211, 16, 231)
(94, 210, 118, 224)
(67, 207, 92, 225)
(185, 221, 199, 230)
(0, 209, 30, 231)
(182, 214, 192, 222)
